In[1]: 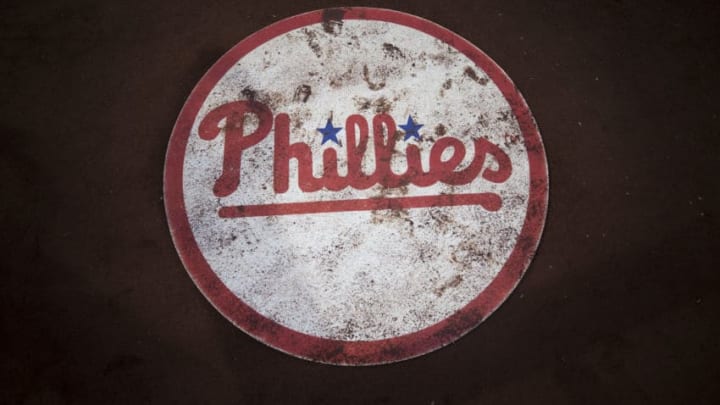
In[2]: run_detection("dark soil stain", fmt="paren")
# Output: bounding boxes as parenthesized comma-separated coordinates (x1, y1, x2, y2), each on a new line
(497, 110, 511, 122)
(451, 237, 491, 270)
(329, 66, 355, 89)
(302, 28, 322, 58)
(435, 124, 447, 137)
(476, 113, 490, 128)
(374, 96, 393, 113)
(322, 8, 345, 35)
(434, 275, 464, 297)
(354, 97, 372, 111)
(241, 86, 257, 101)
(382, 43, 405, 59)
(293, 84, 312, 102)
(362, 64, 386, 91)
(464, 66, 489, 85)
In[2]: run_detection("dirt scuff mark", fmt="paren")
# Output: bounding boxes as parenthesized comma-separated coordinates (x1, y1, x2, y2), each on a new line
(382, 43, 405, 59)
(302, 28, 322, 58)
(434, 275, 464, 297)
(241, 86, 257, 101)
(362, 64, 386, 91)
(464, 66, 489, 85)
(293, 85, 312, 103)
(322, 8, 345, 35)
(353, 96, 395, 114)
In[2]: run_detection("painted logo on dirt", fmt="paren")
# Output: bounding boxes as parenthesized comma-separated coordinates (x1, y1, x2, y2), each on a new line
(164, 8, 548, 365)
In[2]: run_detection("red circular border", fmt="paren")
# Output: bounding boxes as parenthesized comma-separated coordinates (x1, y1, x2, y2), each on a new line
(164, 7, 548, 365)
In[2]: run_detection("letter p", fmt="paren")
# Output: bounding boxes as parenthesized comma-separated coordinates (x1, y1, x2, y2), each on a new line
(198, 101, 273, 197)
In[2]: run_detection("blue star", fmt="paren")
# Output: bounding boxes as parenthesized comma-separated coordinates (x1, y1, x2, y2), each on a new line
(317, 118, 343, 145)
(399, 115, 423, 141)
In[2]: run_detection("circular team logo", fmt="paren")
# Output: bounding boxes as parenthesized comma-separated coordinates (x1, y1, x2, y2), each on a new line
(164, 8, 548, 365)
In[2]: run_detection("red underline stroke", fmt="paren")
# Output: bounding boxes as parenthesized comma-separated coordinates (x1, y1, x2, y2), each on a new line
(218, 193, 502, 218)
